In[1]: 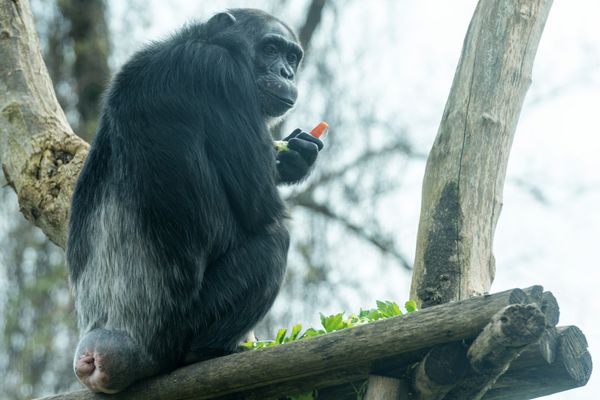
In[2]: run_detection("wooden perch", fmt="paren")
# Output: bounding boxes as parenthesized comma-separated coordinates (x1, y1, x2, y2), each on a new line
(36, 288, 529, 400)
(412, 342, 469, 400)
(316, 324, 591, 400)
(411, 286, 558, 399)
(483, 326, 593, 399)
(36, 287, 591, 400)
(469, 304, 546, 373)
(364, 376, 409, 400)
(443, 304, 546, 399)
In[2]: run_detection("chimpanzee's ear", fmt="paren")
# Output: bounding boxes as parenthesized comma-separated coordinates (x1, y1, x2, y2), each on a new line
(206, 12, 237, 38)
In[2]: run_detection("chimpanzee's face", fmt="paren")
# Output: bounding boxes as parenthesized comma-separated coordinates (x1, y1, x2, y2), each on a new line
(254, 21, 304, 117)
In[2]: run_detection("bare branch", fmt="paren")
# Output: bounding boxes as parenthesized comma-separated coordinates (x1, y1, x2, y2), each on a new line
(298, 0, 326, 52)
(289, 138, 424, 203)
(291, 193, 412, 270)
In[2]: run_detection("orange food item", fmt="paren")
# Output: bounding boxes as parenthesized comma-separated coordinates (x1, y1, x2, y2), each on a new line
(310, 121, 329, 138)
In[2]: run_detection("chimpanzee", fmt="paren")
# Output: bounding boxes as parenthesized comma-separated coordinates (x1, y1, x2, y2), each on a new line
(67, 9, 323, 393)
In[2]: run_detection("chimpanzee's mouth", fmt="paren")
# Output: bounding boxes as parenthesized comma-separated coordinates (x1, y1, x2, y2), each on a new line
(261, 89, 296, 108)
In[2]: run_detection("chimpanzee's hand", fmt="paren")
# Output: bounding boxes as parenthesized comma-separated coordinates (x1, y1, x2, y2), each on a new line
(276, 128, 324, 184)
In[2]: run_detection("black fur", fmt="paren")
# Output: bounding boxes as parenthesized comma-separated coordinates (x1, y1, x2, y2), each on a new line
(67, 9, 316, 393)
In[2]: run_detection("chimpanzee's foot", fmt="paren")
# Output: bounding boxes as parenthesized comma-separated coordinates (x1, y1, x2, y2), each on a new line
(75, 349, 124, 393)
(74, 329, 140, 393)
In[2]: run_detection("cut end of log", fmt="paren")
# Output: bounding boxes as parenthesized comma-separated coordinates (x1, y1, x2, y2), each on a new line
(559, 326, 593, 385)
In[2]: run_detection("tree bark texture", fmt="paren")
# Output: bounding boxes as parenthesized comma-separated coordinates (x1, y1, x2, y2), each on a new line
(364, 375, 409, 400)
(0, 0, 88, 248)
(412, 342, 470, 400)
(443, 304, 546, 399)
(410, 0, 554, 307)
(483, 325, 592, 399)
(412, 298, 552, 400)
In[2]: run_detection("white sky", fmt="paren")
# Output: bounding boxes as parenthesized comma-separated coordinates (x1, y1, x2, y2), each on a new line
(110, 0, 600, 398)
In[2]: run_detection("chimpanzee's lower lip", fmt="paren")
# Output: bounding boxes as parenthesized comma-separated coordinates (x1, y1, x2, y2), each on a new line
(261, 89, 296, 107)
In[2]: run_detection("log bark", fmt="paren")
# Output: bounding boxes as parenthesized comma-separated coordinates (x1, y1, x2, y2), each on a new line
(0, 0, 88, 248)
(443, 304, 546, 399)
(35, 288, 530, 400)
(483, 326, 592, 399)
(410, 0, 554, 307)
(410, 286, 557, 399)
(411, 342, 469, 400)
(364, 376, 409, 400)
(300, 325, 591, 400)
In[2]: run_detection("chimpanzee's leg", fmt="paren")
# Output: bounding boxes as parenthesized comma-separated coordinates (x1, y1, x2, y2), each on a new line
(185, 221, 290, 361)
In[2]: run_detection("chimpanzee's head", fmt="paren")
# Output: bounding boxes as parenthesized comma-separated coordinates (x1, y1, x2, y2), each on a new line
(205, 9, 304, 118)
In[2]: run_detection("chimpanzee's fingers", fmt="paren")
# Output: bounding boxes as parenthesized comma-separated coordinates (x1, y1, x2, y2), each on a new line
(282, 128, 303, 141)
(293, 131, 324, 150)
(288, 138, 319, 165)
(277, 150, 309, 183)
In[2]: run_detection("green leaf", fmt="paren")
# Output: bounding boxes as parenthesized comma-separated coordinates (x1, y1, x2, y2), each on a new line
(405, 300, 418, 313)
(377, 300, 402, 317)
(253, 340, 276, 349)
(290, 324, 302, 341)
(245, 298, 415, 353)
(366, 309, 383, 321)
(241, 341, 256, 349)
(289, 391, 315, 400)
(376, 300, 390, 316)
(299, 328, 324, 339)
(275, 328, 287, 344)
(321, 312, 345, 332)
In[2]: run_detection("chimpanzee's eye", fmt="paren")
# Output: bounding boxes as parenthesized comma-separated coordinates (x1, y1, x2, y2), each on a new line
(287, 52, 298, 66)
(264, 44, 278, 56)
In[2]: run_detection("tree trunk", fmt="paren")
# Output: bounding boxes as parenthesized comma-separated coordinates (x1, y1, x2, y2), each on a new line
(410, 0, 554, 307)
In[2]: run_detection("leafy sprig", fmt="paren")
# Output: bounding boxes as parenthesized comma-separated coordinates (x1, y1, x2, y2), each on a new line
(244, 299, 418, 350)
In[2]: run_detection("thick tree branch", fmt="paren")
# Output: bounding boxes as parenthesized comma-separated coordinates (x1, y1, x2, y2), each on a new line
(298, 0, 326, 52)
(443, 304, 546, 399)
(0, 0, 88, 248)
(410, 0, 554, 307)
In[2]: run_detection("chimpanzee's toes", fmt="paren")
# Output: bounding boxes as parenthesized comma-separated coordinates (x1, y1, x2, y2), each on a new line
(75, 351, 124, 394)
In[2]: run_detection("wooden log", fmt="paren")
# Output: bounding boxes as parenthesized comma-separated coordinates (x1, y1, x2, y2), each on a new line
(410, 287, 555, 399)
(443, 304, 546, 399)
(469, 304, 546, 373)
(364, 376, 409, 400)
(308, 326, 591, 400)
(410, 0, 555, 307)
(483, 326, 592, 399)
(522, 286, 559, 328)
(35, 288, 529, 400)
(411, 342, 469, 400)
